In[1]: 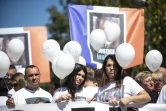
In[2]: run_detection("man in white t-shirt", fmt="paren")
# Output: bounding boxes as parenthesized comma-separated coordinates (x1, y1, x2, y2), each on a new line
(6, 65, 52, 106)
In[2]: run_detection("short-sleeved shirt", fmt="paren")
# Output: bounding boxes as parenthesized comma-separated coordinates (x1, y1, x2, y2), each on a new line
(52, 87, 86, 102)
(157, 85, 166, 104)
(97, 76, 144, 102)
(13, 87, 52, 105)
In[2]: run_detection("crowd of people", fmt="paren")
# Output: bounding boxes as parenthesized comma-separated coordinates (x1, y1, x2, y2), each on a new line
(0, 54, 166, 109)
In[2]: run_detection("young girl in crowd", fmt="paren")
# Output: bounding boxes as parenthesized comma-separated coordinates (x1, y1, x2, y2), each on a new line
(52, 63, 87, 103)
(10, 73, 27, 92)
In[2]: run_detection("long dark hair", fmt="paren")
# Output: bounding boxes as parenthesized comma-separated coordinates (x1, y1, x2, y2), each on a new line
(101, 54, 124, 88)
(0, 78, 8, 96)
(64, 63, 87, 100)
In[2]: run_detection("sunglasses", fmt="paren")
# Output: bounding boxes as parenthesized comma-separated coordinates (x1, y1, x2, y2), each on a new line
(6, 73, 14, 78)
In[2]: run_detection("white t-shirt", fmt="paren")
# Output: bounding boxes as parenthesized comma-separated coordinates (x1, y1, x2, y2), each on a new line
(0, 88, 15, 106)
(157, 85, 166, 104)
(97, 76, 144, 102)
(8, 88, 15, 96)
(84, 86, 98, 98)
(0, 96, 8, 106)
(12, 87, 52, 105)
(52, 87, 86, 102)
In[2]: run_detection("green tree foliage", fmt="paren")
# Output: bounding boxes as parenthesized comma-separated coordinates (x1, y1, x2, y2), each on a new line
(146, 0, 166, 66)
(46, 0, 166, 80)
(46, 5, 70, 48)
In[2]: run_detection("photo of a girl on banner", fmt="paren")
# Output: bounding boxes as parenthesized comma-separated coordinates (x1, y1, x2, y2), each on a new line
(0, 32, 31, 69)
(88, 12, 125, 64)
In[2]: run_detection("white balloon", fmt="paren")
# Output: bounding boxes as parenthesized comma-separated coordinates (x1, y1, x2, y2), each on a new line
(8, 38, 25, 62)
(63, 41, 82, 63)
(0, 51, 10, 77)
(17, 68, 25, 75)
(78, 56, 86, 66)
(52, 54, 75, 79)
(115, 43, 135, 68)
(42, 39, 60, 62)
(104, 22, 121, 42)
(51, 56, 59, 77)
(90, 29, 106, 51)
(145, 50, 163, 72)
(59, 50, 63, 56)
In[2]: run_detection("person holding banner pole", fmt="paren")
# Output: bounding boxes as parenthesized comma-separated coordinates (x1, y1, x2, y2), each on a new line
(52, 63, 89, 103)
(96, 54, 151, 107)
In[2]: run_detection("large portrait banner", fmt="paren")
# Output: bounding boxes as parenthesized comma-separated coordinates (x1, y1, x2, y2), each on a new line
(68, 5, 144, 69)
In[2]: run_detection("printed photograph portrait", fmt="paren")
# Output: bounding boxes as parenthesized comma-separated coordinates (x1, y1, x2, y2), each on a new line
(0, 32, 31, 69)
(98, 86, 124, 102)
(26, 97, 50, 104)
(87, 11, 125, 64)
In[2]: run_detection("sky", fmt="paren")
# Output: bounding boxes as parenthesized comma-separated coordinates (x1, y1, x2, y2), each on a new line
(0, 0, 63, 38)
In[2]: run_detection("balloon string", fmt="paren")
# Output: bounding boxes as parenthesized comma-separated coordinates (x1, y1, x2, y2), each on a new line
(121, 69, 124, 98)
(60, 79, 62, 96)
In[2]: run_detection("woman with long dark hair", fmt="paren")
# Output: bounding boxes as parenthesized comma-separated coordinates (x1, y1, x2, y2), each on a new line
(52, 63, 87, 102)
(96, 54, 151, 106)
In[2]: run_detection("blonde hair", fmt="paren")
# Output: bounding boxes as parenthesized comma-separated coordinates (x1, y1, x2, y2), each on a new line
(135, 71, 151, 84)
(152, 72, 165, 83)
